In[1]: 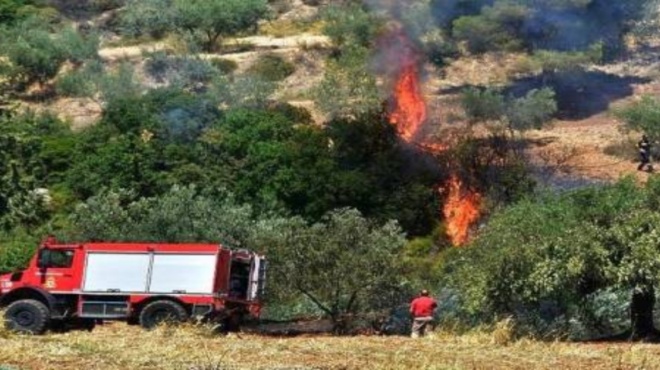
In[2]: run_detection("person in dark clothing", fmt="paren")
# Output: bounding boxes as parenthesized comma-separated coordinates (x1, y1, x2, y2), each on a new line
(638, 135, 652, 172)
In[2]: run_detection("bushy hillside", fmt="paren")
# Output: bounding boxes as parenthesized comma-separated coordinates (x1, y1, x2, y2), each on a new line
(3, 0, 660, 343)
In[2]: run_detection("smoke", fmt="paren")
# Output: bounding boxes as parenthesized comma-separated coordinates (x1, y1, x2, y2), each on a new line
(360, 0, 657, 56)
(159, 99, 221, 143)
(424, 0, 653, 55)
(520, 1, 636, 52)
(361, 0, 436, 37)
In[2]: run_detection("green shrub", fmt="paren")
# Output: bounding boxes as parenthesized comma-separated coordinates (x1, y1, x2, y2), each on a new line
(120, 0, 176, 39)
(530, 47, 603, 74)
(615, 95, 660, 141)
(247, 54, 295, 82)
(452, 4, 527, 54)
(210, 58, 238, 74)
(0, 17, 98, 90)
(144, 50, 171, 82)
(0, 231, 39, 273)
(90, 0, 125, 12)
(0, 0, 51, 24)
(461, 88, 505, 123)
(442, 178, 660, 339)
(506, 88, 557, 132)
(461, 87, 557, 133)
(59, 27, 100, 64)
(321, 3, 383, 49)
(0, 111, 73, 229)
(145, 52, 223, 88)
(421, 29, 459, 68)
(314, 45, 381, 117)
(55, 69, 95, 97)
(97, 62, 142, 104)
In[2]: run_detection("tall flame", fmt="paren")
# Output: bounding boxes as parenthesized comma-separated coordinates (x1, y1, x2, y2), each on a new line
(442, 175, 482, 246)
(389, 63, 426, 142)
(385, 29, 481, 246)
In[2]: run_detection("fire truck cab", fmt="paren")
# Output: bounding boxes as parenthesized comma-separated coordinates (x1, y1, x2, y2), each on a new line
(0, 237, 266, 334)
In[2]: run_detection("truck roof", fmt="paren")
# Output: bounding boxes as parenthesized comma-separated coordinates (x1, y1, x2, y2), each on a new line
(45, 242, 225, 254)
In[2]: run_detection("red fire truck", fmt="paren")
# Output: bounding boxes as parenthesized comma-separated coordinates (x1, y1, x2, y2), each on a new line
(0, 237, 266, 334)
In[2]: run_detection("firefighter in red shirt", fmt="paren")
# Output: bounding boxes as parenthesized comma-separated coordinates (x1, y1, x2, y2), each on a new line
(409, 289, 437, 338)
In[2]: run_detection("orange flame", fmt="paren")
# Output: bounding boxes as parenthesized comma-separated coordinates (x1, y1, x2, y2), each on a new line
(442, 175, 481, 246)
(385, 30, 481, 246)
(389, 63, 427, 142)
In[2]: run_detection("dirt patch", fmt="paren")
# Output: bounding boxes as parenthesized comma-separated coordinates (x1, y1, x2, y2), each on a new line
(99, 42, 170, 63)
(20, 98, 103, 130)
(423, 48, 660, 186)
(526, 114, 645, 184)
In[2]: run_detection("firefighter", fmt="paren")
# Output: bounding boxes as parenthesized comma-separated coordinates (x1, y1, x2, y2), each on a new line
(409, 289, 437, 338)
(638, 134, 652, 172)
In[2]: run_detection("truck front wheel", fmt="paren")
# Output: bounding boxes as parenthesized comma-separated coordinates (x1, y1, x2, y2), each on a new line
(5, 299, 50, 334)
(139, 300, 188, 329)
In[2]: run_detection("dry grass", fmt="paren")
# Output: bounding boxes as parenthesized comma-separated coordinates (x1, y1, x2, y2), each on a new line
(260, 19, 325, 38)
(0, 323, 660, 369)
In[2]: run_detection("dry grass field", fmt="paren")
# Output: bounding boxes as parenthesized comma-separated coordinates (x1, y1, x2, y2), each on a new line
(0, 323, 659, 370)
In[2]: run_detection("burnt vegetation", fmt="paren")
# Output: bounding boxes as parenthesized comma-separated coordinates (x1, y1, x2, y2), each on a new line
(1, 0, 660, 341)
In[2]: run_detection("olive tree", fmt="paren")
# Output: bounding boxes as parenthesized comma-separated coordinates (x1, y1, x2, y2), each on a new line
(120, 0, 269, 52)
(615, 95, 660, 142)
(68, 186, 255, 248)
(258, 208, 407, 332)
(443, 178, 660, 340)
(461, 87, 557, 136)
(174, 0, 269, 52)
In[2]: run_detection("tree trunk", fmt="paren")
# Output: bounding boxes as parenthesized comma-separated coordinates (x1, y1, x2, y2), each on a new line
(630, 285, 657, 340)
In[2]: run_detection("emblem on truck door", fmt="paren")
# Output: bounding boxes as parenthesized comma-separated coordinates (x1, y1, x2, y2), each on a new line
(44, 276, 56, 289)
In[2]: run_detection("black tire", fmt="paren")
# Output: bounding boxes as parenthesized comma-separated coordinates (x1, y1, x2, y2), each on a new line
(138, 300, 188, 330)
(5, 299, 50, 334)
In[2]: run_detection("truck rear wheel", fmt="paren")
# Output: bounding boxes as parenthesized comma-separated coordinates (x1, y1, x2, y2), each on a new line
(5, 299, 50, 334)
(139, 300, 188, 329)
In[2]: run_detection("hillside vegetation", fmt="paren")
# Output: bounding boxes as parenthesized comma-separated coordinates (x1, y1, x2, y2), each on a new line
(4, 0, 660, 355)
